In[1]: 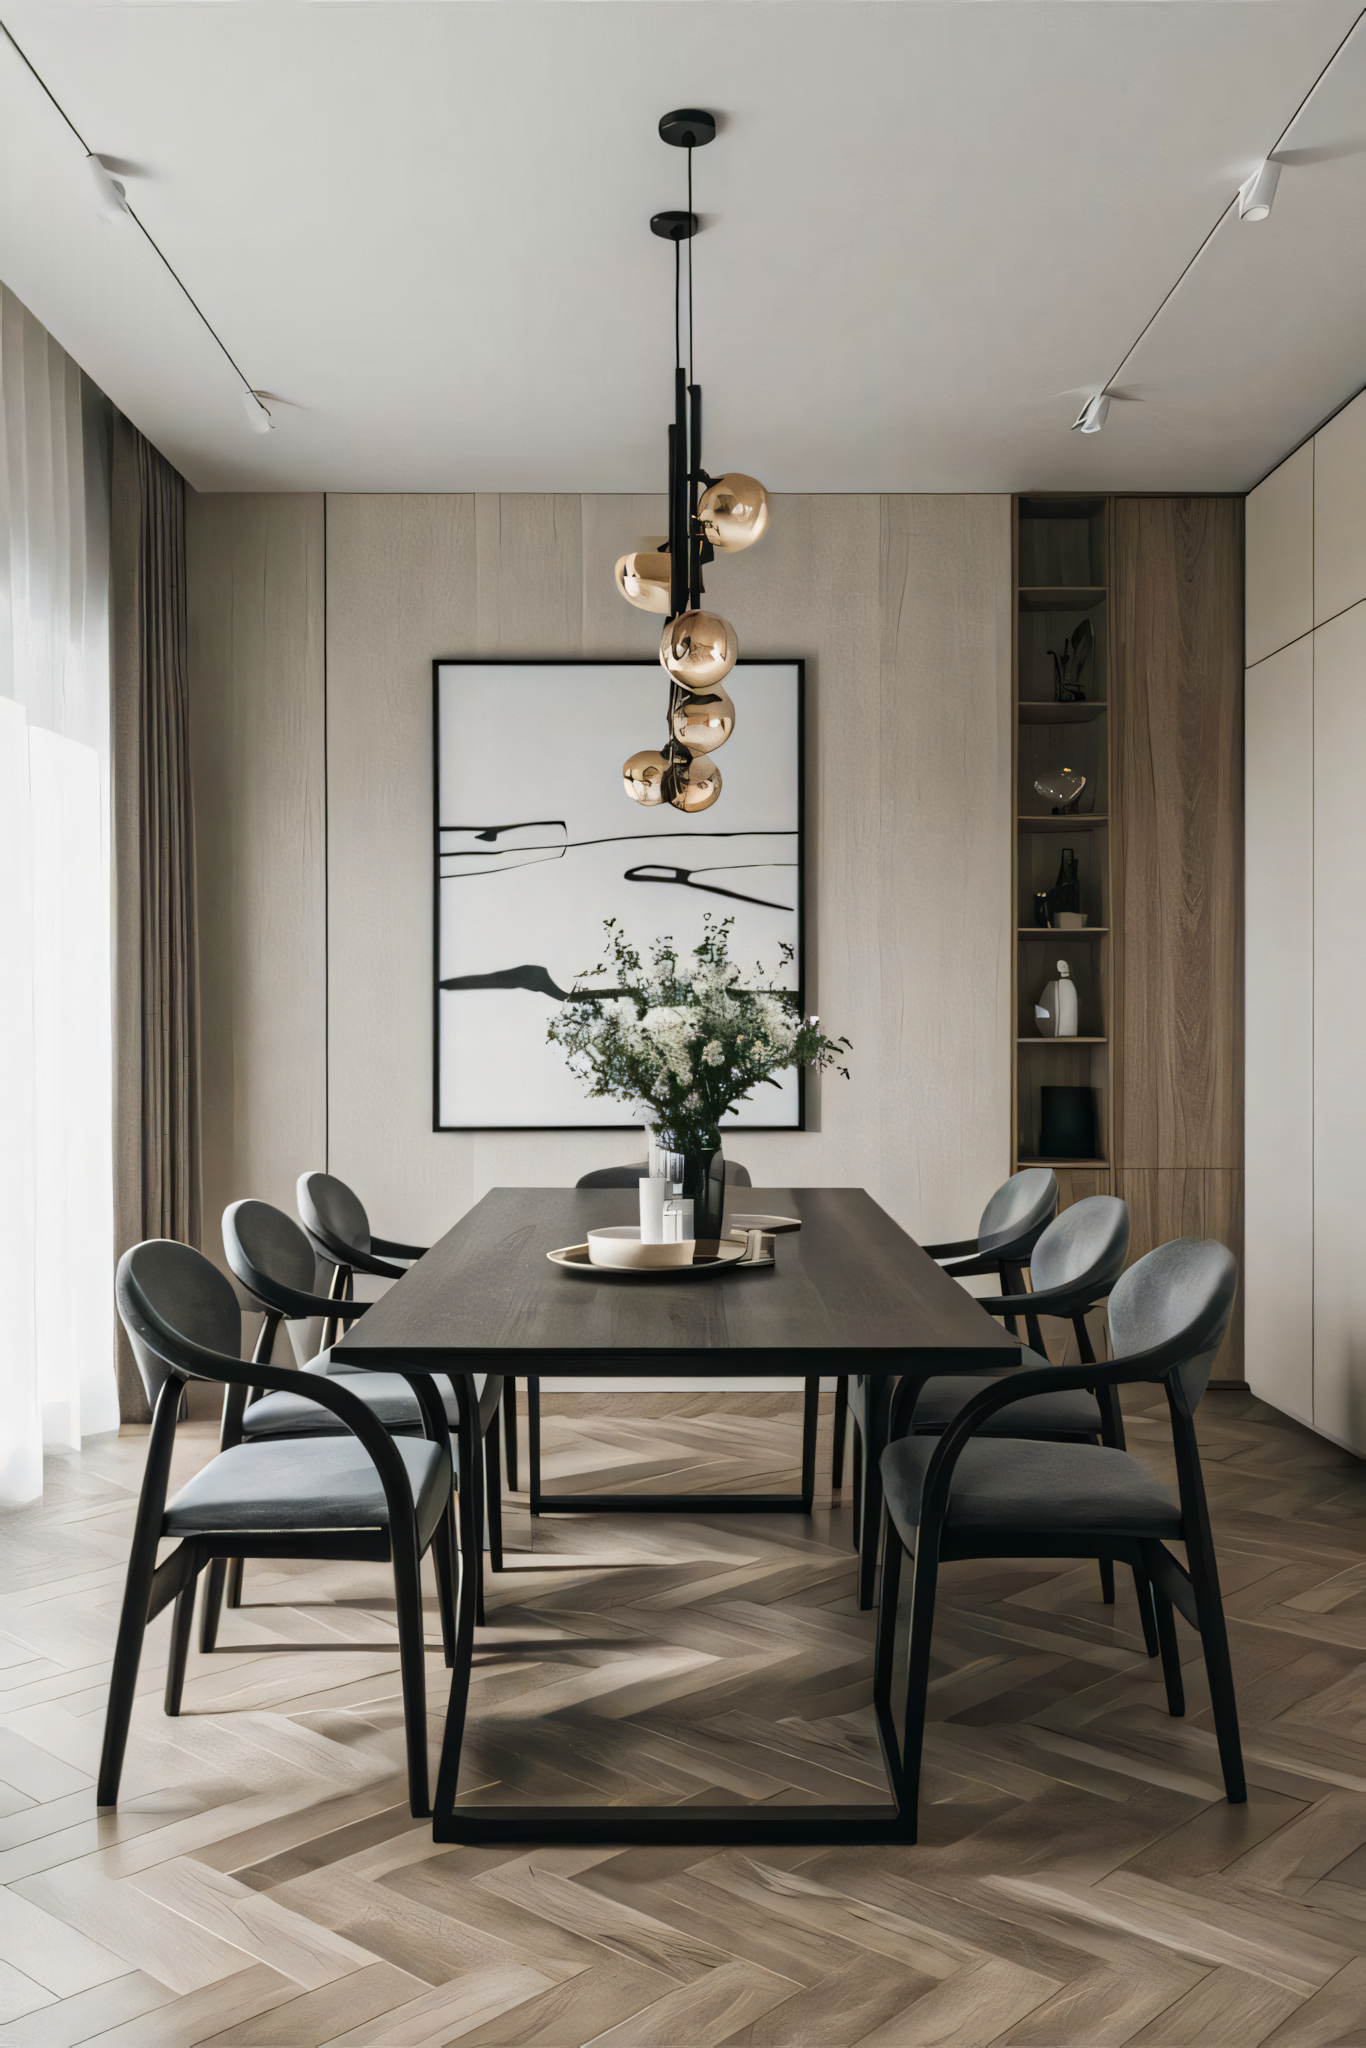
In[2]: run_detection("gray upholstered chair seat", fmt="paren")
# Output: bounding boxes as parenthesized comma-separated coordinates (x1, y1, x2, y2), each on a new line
(881, 1433, 1182, 1546)
(164, 1435, 449, 1542)
(911, 1363, 1103, 1437)
(242, 1367, 485, 1440)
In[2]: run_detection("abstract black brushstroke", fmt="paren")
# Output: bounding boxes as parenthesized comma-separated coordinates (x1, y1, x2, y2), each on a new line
(623, 863, 794, 912)
(439, 964, 574, 1002)
(439, 822, 797, 876)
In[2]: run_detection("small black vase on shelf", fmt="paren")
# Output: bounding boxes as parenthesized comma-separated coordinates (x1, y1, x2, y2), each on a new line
(1039, 1085, 1098, 1161)
(1045, 847, 1081, 922)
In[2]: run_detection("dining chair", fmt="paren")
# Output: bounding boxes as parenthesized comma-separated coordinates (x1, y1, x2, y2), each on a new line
(525, 1160, 821, 1517)
(102, 1239, 458, 1817)
(873, 1238, 1245, 1840)
(845, 1194, 1128, 1610)
(211, 1197, 504, 1645)
(831, 1167, 1057, 1488)
(297, 1168, 519, 1493)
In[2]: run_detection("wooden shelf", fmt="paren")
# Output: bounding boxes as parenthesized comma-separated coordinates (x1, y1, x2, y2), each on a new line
(1018, 587, 1107, 613)
(1018, 701, 1107, 724)
(1017, 1037, 1107, 1045)
(1018, 927, 1109, 936)
(1018, 815, 1108, 831)
(1017, 1156, 1109, 1169)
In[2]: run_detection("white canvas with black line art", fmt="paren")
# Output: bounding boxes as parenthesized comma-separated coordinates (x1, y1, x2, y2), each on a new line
(435, 659, 803, 1129)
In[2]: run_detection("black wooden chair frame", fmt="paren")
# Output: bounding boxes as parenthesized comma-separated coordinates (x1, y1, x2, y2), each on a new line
(871, 1333, 1247, 1843)
(103, 1269, 458, 1818)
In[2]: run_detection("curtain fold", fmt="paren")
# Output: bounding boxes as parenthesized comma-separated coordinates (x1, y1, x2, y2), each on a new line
(112, 414, 201, 1422)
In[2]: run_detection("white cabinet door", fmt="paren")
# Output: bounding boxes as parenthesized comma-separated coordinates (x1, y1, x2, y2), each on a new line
(1245, 639, 1314, 1425)
(1315, 392, 1366, 628)
(1247, 442, 1314, 666)
(1313, 599, 1366, 1454)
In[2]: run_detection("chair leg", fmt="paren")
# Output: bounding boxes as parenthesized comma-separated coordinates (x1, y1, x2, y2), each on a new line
(226, 1557, 244, 1608)
(97, 1536, 162, 1807)
(1152, 1587, 1185, 1718)
(503, 1380, 519, 1494)
(1098, 1556, 1116, 1605)
(858, 1450, 883, 1611)
(470, 1425, 487, 1629)
(831, 1375, 849, 1490)
(199, 1557, 228, 1652)
(164, 1550, 202, 1717)
(484, 1418, 504, 1572)
(850, 1418, 863, 1550)
(1186, 1542, 1246, 1804)
(392, 1531, 431, 1817)
(431, 1502, 457, 1669)
(897, 1535, 941, 1841)
(527, 1376, 541, 1517)
(1130, 1560, 1161, 1658)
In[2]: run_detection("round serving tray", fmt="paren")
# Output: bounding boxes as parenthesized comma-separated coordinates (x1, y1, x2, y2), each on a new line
(547, 1241, 749, 1279)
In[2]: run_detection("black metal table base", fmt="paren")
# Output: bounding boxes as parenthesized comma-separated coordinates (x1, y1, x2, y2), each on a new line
(431, 1804, 910, 1846)
(526, 1372, 821, 1519)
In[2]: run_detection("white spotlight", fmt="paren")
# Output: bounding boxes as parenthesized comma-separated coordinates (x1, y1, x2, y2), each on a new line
(1238, 160, 1281, 223)
(87, 154, 129, 223)
(1072, 394, 1110, 435)
(241, 390, 275, 434)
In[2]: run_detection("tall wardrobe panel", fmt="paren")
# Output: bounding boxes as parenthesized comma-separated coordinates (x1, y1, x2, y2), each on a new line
(1314, 390, 1366, 628)
(1312, 599, 1366, 1451)
(1246, 441, 1313, 667)
(1244, 638, 1314, 1427)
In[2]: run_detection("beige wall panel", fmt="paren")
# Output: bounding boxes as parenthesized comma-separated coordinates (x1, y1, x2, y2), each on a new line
(1314, 390, 1366, 628)
(1245, 441, 1313, 666)
(325, 492, 1012, 1249)
(1244, 637, 1314, 1426)
(1312, 599, 1366, 1453)
(185, 491, 326, 1262)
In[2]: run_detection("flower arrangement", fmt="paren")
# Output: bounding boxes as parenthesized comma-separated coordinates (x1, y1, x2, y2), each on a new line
(546, 916, 851, 1151)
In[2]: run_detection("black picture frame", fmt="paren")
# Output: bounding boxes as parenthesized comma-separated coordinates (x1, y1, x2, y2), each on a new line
(431, 656, 806, 1133)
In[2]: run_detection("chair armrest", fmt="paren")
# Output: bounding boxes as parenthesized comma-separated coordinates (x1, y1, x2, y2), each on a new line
(980, 1284, 1109, 1320)
(922, 1237, 979, 1260)
(937, 1253, 1004, 1279)
(372, 1237, 428, 1262)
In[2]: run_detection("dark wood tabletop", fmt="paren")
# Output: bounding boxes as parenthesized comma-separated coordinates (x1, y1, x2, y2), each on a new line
(332, 1185, 1020, 1376)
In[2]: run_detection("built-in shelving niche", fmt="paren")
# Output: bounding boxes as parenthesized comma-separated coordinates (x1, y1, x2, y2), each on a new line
(1013, 497, 1114, 1181)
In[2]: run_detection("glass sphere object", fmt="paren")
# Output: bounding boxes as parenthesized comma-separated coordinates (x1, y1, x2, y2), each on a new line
(622, 749, 671, 806)
(670, 684, 734, 755)
(660, 610, 737, 689)
(1033, 767, 1086, 814)
(697, 474, 769, 552)
(614, 550, 672, 615)
(665, 755, 722, 813)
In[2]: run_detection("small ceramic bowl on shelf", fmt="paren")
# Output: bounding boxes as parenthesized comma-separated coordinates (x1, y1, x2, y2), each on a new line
(586, 1225, 695, 1271)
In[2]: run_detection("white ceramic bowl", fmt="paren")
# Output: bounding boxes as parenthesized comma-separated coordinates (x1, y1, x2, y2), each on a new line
(587, 1225, 695, 1270)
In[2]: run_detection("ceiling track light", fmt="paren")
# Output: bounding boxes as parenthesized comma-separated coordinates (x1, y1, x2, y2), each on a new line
(1072, 394, 1110, 435)
(616, 109, 769, 815)
(241, 390, 275, 433)
(87, 153, 129, 223)
(1238, 159, 1281, 223)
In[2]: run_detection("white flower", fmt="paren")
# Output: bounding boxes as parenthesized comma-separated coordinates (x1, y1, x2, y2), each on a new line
(702, 1040, 725, 1067)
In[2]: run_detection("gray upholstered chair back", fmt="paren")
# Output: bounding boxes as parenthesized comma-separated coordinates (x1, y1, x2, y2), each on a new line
(977, 1167, 1057, 1260)
(298, 1171, 371, 1258)
(1029, 1195, 1129, 1297)
(576, 1160, 753, 1189)
(1109, 1237, 1237, 1407)
(223, 1199, 317, 1302)
(116, 1240, 240, 1408)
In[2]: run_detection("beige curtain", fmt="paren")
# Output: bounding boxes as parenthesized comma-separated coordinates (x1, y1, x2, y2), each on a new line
(112, 414, 200, 1420)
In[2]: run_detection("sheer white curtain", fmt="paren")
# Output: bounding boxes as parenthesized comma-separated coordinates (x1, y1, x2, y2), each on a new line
(0, 283, 119, 1502)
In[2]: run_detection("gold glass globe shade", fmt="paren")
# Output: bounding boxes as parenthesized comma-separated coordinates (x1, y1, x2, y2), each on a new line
(622, 749, 670, 806)
(670, 684, 735, 755)
(697, 473, 769, 552)
(614, 551, 671, 616)
(659, 609, 738, 689)
(666, 755, 723, 813)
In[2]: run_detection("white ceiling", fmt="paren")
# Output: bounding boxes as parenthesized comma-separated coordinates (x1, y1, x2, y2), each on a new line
(1, 1, 1363, 494)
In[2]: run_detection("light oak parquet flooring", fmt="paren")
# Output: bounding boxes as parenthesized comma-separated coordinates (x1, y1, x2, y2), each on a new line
(0, 1386, 1362, 2043)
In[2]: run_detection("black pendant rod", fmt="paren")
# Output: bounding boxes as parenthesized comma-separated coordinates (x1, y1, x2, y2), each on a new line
(671, 365, 688, 618)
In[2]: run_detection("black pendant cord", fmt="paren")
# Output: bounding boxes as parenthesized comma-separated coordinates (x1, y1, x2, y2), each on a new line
(687, 146, 694, 384)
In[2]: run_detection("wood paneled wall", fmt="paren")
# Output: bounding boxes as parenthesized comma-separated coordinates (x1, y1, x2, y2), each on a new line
(188, 492, 1014, 1264)
(1111, 496, 1245, 1375)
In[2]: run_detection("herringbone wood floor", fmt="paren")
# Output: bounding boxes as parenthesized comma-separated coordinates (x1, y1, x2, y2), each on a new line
(0, 1381, 1364, 2046)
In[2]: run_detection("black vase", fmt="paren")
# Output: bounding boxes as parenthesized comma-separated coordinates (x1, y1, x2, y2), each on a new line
(1039, 1085, 1097, 1161)
(680, 1144, 727, 1249)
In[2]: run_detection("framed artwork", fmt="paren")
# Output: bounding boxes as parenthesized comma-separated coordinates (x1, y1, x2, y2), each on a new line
(433, 658, 804, 1130)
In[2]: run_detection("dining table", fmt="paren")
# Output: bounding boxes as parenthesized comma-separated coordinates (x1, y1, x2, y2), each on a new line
(331, 1183, 1021, 1845)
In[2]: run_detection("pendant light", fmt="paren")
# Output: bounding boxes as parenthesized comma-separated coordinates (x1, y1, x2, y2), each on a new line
(617, 109, 769, 812)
